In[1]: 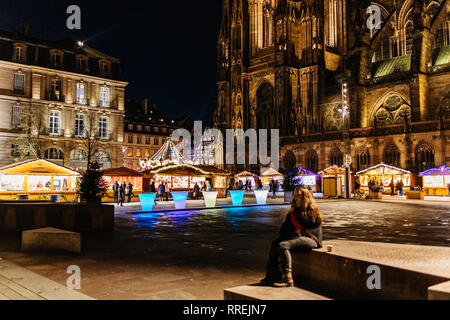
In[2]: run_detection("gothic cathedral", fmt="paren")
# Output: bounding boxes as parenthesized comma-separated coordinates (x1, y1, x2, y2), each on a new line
(213, 0, 450, 174)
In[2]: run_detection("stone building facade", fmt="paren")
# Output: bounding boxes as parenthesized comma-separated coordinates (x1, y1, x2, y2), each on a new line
(214, 0, 450, 174)
(123, 98, 180, 170)
(0, 29, 128, 169)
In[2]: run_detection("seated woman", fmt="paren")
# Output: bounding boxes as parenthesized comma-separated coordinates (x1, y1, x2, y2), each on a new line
(261, 187, 323, 287)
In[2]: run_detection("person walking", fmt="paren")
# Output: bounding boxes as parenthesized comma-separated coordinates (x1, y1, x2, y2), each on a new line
(389, 180, 395, 196)
(164, 181, 169, 201)
(158, 182, 165, 202)
(150, 181, 157, 206)
(126, 182, 133, 203)
(113, 181, 119, 203)
(118, 184, 125, 207)
(150, 181, 156, 193)
(193, 182, 200, 200)
(261, 187, 323, 287)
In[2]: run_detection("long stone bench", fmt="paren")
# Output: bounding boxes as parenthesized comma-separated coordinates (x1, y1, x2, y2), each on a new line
(0, 203, 114, 232)
(224, 285, 330, 300)
(22, 227, 81, 254)
(224, 240, 450, 300)
(428, 280, 450, 300)
(292, 240, 450, 300)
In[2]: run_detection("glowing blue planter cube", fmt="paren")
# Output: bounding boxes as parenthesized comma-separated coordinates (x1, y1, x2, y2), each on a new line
(202, 191, 218, 208)
(172, 192, 189, 209)
(138, 193, 156, 212)
(229, 190, 245, 206)
(254, 190, 269, 205)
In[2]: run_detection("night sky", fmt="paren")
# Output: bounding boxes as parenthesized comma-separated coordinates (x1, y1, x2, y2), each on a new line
(0, 0, 222, 122)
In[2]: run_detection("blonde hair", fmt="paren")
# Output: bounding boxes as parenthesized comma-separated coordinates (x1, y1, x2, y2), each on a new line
(292, 187, 323, 224)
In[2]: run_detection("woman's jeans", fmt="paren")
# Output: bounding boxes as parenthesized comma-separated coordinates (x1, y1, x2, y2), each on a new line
(266, 236, 318, 276)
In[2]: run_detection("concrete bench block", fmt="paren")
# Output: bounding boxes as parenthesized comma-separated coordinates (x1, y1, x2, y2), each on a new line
(428, 281, 450, 300)
(22, 227, 81, 254)
(224, 285, 330, 300)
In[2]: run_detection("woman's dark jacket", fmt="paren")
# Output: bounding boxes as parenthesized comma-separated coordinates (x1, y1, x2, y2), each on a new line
(279, 207, 323, 248)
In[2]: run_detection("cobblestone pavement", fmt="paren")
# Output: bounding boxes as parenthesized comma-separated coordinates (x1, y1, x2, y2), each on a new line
(0, 199, 448, 299)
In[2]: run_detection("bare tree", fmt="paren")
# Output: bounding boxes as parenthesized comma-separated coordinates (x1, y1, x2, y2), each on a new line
(79, 112, 102, 170)
(12, 105, 46, 161)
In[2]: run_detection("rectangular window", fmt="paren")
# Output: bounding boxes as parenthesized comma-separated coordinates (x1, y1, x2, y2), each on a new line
(127, 148, 133, 157)
(154, 137, 159, 145)
(128, 124, 133, 130)
(128, 135, 133, 143)
(145, 126, 150, 132)
(11, 104, 22, 128)
(49, 111, 61, 136)
(75, 114, 85, 137)
(136, 149, 142, 157)
(137, 125, 142, 131)
(13, 73, 25, 94)
(137, 136, 142, 144)
(145, 137, 151, 145)
(99, 86, 110, 107)
(76, 82, 86, 105)
(145, 149, 150, 157)
(52, 52, 61, 67)
(15, 47, 23, 61)
(99, 117, 108, 139)
(50, 79, 62, 100)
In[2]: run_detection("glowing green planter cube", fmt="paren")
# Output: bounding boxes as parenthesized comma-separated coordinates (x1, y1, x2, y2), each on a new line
(171, 192, 189, 209)
(229, 190, 245, 206)
(202, 191, 218, 208)
(254, 190, 269, 205)
(138, 193, 157, 212)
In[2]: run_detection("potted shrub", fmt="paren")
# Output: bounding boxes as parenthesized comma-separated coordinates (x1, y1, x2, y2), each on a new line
(77, 161, 108, 204)
(282, 168, 303, 203)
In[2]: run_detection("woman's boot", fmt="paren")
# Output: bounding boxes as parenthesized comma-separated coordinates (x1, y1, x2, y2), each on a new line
(273, 272, 294, 287)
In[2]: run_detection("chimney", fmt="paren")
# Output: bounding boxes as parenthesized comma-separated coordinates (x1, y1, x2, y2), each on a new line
(141, 98, 149, 115)
(23, 22, 30, 36)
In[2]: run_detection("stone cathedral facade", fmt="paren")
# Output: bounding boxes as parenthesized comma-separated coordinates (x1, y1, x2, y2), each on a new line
(213, 0, 450, 175)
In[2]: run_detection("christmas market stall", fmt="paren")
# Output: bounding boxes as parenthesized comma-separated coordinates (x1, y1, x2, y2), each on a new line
(260, 167, 284, 190)
(319, 165, 345, 197)
(356, 163, 411, 194)
(0, 159, 80, 202)
(235, 171, 257, 189)
(292, 167, 318, 192)
(140, 139, 231, 197)
(420, 166, 450, 196)
(102, 167, 144, 202)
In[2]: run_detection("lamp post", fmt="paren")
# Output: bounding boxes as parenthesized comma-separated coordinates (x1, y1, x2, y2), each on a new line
(341, 81, 352, 199)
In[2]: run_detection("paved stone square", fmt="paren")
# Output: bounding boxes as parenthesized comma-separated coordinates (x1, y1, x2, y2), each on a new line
(0, 198, 448, 299)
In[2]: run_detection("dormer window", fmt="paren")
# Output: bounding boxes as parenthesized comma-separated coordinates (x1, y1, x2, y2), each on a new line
(76, 55, 88, 72)
(12, 43, 27, 63)
(99, 60, 111, 77)
(50, 50, 63, 68)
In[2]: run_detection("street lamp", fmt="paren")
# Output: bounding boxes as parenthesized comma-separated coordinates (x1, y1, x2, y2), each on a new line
(341, 82, 352, 199)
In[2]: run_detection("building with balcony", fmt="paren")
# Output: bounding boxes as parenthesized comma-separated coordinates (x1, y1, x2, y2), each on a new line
(123, 98, 180, 170)
(0, 28, 128, 170)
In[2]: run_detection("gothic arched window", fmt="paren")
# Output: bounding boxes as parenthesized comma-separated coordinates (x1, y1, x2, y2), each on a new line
(384, 143, 401, 167)
(356, 148, 370, 172)
(256, 82, 274, 130)
(283, 150, 297, 170)
(415, 141, 435, 172)
(329, 148, 343, 167)
(305, 149, 319, 173)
